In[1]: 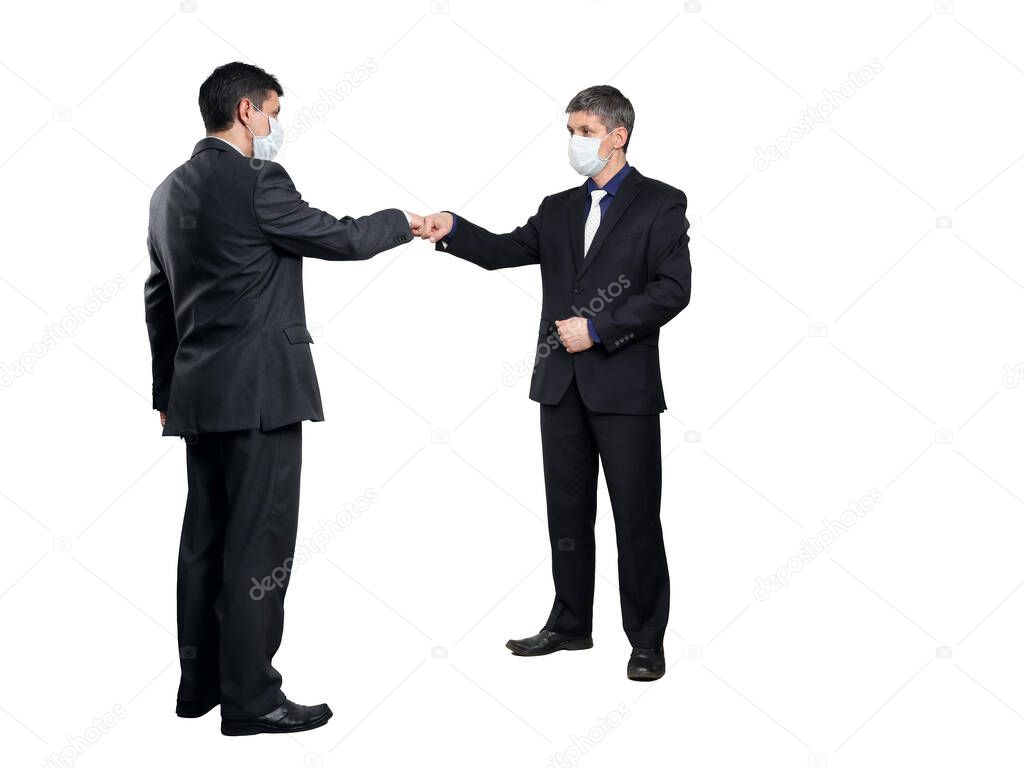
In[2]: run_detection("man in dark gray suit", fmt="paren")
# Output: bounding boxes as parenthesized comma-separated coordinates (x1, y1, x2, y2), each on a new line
(144, 62, 422, 735)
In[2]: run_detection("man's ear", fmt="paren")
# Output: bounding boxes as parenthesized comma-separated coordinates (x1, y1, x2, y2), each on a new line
(237, 98, 254, 128)
(614, 126, 628, 150)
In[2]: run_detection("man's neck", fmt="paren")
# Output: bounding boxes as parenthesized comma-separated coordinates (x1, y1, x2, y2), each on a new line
(209, 127, 252, 157)
(591, 153, 627, 188)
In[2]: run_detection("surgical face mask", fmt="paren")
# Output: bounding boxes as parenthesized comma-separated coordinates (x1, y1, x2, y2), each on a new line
(568, 129, 620, 177)
(247, 104, 284, 161)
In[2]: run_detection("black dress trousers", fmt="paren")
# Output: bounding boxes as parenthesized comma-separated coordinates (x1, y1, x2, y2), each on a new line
(540, 378, 669, 649)
(176, 421, 302, 719)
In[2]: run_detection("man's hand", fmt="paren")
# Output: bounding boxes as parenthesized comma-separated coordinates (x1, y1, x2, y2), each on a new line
(159, 411, 167, 427)
(556, 317, 594, 354)
(407, 212, 424, 235)
(416, 212, 454, 243)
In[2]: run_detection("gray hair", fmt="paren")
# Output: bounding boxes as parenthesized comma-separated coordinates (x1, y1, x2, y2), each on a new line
(565, 85, 635, 152)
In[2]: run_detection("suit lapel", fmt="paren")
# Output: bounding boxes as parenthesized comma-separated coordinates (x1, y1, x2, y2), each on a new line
(576, 169, 644, 279)
(567, 181, 589, 273)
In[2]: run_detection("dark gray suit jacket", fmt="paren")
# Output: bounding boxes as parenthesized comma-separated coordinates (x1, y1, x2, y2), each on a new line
(145, 137, 411, 436)
(438, 168, 691, 415)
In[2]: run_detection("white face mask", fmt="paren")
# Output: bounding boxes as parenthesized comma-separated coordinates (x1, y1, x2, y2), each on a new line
(247, 104, 284, 161)
(568, 129, 620, 177)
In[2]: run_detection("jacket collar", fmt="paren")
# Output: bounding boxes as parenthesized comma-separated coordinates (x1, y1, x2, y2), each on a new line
(191, 136, 244, 158)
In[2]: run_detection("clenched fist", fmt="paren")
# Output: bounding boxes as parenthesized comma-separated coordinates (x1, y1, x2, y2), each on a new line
(555, 317, 593, 354)
(413, 212, 454, 243)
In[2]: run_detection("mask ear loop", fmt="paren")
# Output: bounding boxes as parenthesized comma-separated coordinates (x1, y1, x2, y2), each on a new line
(242, 100, 267, 140)
(598, 126, 624, 162)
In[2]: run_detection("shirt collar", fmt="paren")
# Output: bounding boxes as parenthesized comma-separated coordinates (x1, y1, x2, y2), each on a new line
(587, 161, 631, 197)
(208, 136, 247, 156)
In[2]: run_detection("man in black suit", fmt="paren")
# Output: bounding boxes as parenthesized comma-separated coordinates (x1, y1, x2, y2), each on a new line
(415, 85, 691, 681)
(145, 62, 421, 735)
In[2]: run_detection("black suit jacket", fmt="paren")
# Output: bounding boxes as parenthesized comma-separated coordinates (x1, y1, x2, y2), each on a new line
(145, 138, 411, 436)
(438, 168, 691, 414)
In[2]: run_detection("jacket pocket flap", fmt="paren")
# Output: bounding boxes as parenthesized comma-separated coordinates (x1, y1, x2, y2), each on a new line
(283, 324, 313, 344)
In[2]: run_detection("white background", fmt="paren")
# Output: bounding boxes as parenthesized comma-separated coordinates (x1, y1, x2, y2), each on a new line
(2, 0, 1023, 765)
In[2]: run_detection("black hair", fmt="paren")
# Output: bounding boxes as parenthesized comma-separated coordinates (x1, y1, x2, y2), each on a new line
(198, 62, 283, 133)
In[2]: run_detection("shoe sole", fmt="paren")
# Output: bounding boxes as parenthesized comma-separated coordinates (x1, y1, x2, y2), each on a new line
(505, 637, 593, 656)
(221, 709, 332, 736)
(627, 669, 665, 682)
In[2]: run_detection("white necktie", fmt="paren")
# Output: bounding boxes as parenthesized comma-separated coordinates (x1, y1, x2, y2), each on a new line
(583, 189, 607, 258)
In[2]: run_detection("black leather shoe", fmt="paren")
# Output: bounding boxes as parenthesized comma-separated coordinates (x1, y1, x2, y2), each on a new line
(506, 629, 593, 656)
(221, 699, 333, 736)
(176, 698, 218, 718)
(627, 647, 665, 681)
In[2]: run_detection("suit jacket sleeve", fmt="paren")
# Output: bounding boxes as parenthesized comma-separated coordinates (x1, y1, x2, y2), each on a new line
(143, 234, 177, 411)
(434, 200, 544, 269)
(590, 189, 691, 352)
(253, 162, 411, 260)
